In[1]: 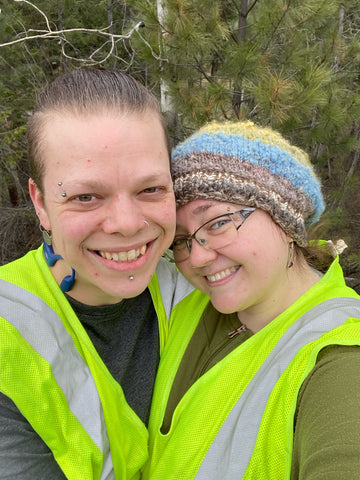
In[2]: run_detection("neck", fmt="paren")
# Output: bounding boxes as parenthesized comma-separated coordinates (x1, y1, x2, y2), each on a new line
(237, 263, 322, 333)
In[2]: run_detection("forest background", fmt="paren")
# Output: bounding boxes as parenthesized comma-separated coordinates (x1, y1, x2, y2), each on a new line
(0, 0, 359, 291)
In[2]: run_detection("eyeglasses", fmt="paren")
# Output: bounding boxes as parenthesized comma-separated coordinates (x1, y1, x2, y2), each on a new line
(172, 207, 256, 262)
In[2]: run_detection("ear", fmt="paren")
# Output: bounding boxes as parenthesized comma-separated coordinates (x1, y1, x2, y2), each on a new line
(29, 178, 51, 230)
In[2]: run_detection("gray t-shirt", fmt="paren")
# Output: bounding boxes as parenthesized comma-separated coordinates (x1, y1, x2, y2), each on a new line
(0, 288, 159, 479)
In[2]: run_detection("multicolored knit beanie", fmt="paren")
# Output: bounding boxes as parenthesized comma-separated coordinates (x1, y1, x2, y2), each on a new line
(171, 121, 325, 247)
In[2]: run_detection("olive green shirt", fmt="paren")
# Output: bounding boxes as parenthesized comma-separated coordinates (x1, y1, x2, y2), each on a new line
(163, 303, 360, 478)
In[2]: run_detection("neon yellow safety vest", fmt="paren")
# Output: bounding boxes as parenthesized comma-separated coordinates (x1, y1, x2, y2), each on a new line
(144, 258, 360, 480)
(0, 246, 185, 480)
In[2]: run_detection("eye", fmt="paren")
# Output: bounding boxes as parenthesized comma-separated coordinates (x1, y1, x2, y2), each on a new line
(208, 217, 231, 230)
(142, 186, 161, 194)
(75, 194, 97, 202)
(172, 237, 188, 250)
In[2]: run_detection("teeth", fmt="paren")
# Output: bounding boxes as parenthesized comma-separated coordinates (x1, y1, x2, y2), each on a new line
(118, 251, 128, 261)
(99, 244, 147, 262)
(127, 249, 136, 261)
(206, 266, 237, 283)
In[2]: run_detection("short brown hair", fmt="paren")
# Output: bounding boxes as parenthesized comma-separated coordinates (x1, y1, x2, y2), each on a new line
(28, 68, 169, 194)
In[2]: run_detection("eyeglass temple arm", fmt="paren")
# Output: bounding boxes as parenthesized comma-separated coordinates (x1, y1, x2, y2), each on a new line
(234, 207, 256, 230)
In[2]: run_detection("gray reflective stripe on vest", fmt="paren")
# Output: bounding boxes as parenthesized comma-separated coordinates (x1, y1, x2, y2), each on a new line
(0, 279, 114, 480)
(195, 297, 360, 480)
(155, 256, 196, 319)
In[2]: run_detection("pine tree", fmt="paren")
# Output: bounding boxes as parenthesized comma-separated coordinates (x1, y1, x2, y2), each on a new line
(0, 0, 359, 285)
(132, 0, 360, 283)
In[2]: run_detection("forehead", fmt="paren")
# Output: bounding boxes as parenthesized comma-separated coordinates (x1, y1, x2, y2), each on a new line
(176, 199, 238, 232)
(39, 111, 170, 187)
(40, 109, 165, 150)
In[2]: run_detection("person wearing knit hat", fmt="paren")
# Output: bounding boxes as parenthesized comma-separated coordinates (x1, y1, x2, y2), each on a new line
(144, 121, 360, 480)
(171, 120, 325, 247)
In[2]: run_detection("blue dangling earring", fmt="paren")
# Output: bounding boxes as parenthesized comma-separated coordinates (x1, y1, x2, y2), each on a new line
(59, 268, 76, 293)
(40, 225, 76, 292)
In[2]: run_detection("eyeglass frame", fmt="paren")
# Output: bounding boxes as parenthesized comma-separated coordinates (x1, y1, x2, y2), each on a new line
(172, 207, 256, 259)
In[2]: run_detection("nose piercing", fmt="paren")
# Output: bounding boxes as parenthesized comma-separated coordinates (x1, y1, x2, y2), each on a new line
(143, 220, 149, 228)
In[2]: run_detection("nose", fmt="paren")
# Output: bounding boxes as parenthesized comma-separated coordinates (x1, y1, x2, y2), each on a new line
(188, 240, 217, 268)
(101, 195, 145, 236)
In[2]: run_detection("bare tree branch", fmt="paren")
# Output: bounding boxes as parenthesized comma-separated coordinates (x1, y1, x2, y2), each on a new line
(0, 0, 167, 65)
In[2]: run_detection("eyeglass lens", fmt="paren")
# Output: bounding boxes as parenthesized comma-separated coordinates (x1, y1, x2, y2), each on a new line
(173, 208, 255, 262)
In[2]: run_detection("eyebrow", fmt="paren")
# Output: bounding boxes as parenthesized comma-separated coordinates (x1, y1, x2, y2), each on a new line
(175, 202, 218, 234)
(190, 201, 218, 216)
(64, 172, 171, 190)
(64, 180, 107, 190)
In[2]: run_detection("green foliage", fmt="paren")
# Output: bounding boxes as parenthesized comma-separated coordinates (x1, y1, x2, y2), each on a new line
(0, 0, 360, 281)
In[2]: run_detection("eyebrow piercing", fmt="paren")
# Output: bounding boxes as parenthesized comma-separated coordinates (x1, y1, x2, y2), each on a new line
(57, 181, 67, 197)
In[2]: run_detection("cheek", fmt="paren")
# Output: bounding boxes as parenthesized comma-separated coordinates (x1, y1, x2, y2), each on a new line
(154, 199, 176, 230)
(65, 216, 86, 235)
(162, 209, 176, 222)
(66, 223, 85, 239)
(163, 197, 176, 216)
(176, 262, 197, 284)
(249, 244, 287, 279)
(53, 216, 90, 245)
(161, 209, 176, 224)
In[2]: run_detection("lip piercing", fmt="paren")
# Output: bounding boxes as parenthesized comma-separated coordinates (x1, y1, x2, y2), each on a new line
(129, 275, 135, 281)
(58, 182, 63, 186)
(144, 220, 149, 228)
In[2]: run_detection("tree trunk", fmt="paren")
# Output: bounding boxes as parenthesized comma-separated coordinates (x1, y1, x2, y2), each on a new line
(57, 0, 68, 71)
(232, 0, 248, 118)
(157, 0, 177, 132)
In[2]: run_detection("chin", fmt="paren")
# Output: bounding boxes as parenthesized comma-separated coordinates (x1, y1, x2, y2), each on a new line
(215, 306, 238, 315)
(209, 295, 241, 314)
(119, 277, 151, 298)
(210, 301, 236, 314)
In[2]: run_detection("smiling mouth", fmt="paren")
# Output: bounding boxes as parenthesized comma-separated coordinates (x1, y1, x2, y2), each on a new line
(97, 244, 147, 262)
(206, 266, 239, 283)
